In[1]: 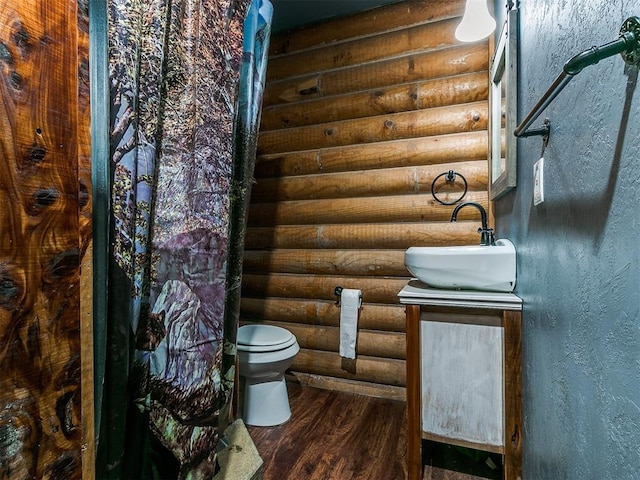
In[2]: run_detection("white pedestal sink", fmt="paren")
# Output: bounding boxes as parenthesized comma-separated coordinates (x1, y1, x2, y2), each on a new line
(404, 239, 516, 293)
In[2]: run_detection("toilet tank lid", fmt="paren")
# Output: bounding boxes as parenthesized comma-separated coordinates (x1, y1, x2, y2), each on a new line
(238, 324, 294, 347)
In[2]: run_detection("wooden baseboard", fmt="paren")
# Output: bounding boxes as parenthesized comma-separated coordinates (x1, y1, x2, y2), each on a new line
(286, 371, 406, 401)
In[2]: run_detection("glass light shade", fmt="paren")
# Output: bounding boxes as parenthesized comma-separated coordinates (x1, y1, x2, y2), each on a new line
(455, 0, 496, 42)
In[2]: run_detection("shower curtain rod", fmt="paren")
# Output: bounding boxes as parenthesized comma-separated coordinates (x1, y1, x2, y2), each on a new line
(514, 16, 640, 138)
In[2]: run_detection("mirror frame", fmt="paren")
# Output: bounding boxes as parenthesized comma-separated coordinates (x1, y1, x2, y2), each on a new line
(489, 7, 518, 200)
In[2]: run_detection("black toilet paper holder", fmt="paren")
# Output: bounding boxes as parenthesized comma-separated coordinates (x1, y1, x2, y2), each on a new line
(334, 286, 362, 307)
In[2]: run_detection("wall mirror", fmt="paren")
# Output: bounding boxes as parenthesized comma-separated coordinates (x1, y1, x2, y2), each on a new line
(489, 6, 518, 200)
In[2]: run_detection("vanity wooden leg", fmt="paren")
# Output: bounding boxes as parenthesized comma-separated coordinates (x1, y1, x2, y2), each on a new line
(406, 304, 422, 480)
(503, 310, 522, 480)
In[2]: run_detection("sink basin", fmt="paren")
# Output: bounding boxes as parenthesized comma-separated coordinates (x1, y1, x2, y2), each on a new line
(404, 239, 516, 292)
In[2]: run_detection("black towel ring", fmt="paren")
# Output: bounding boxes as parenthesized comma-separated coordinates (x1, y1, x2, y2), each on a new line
(430, 170, 468, 205)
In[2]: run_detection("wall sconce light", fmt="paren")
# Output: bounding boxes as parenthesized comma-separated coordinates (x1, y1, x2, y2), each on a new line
(455, 0, 496, 42)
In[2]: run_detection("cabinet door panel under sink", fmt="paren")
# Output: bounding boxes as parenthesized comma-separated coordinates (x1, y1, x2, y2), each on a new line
(421, 320, 504, 447)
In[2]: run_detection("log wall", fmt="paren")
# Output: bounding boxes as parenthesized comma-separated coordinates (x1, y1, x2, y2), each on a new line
(243, 0, 490, 399)
(0, 0, 92, 478)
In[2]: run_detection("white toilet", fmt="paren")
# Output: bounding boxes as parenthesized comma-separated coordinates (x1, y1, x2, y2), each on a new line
(237, 324, 299, 427)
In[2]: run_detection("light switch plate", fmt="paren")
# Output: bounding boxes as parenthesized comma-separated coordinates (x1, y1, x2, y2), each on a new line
(533, 157, 544, 205)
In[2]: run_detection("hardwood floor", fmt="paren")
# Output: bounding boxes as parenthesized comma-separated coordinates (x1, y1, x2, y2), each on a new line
(247, 384, 408, 480)
(246, 384, 496, 480)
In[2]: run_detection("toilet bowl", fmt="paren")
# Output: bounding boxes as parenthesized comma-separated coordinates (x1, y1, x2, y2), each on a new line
(237, 324, 299, 427)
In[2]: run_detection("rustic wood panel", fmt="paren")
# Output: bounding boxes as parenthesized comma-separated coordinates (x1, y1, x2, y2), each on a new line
(243, 249, 406, 276)
(263, 42, 488, 106)
(287, 372, 406, 401)
(269, 0, 464, 55)
(77, 1, 94, 477)
(241, 297, 406, 332)
(261, 71, 489, 130)
(241, 274, 409, 305)
(293, 348, 406, 386)
(243, 0, 489, 399)
(244, 222, 480, 250)
(0, 0, 89, 478)
(266, 17, 460, 82)
(251, 161, 487, 202)
(252, 321, 406, 359)
(247, 192, 488, 226)
(503, 310, 523, 480)
(255, 131, 488, 178)
(406, 304, 422, 480)
(258, 101, 488, 154)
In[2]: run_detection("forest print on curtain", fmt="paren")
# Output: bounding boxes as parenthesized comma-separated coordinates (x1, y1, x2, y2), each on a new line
(99, 0, 250, 478)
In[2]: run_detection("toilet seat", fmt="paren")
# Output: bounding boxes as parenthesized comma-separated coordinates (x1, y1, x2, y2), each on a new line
(238, 324, 296, 352)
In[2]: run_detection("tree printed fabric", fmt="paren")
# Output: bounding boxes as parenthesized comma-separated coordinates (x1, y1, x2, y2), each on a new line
(103, 0, 250, 477)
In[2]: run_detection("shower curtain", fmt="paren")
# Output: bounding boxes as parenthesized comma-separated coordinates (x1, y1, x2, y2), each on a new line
(95, 0, 272, 478)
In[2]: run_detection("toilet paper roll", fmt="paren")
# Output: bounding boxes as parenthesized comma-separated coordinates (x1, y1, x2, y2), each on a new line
(339, 288, 361, 359)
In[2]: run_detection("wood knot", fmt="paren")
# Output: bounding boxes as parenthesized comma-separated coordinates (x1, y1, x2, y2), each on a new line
(55, 391, 77, 437)
(30, 146, 46, 161)
(0, 42, 13, 64)
(11, 24, 29, 48)
(44, 249, 80, 282)
(33, 188, 59, 207)
(9, 71, 22, 90)
(325, 128, 333, 136)
(0, 273, 23, 310)
(299, 85, 318, 96)
(78, 182, 89, 209)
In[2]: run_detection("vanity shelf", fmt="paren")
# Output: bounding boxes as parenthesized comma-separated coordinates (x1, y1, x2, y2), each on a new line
(399, 281, 523, 480)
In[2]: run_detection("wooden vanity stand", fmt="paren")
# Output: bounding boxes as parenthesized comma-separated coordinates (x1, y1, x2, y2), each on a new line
(399, 281, 523, 480)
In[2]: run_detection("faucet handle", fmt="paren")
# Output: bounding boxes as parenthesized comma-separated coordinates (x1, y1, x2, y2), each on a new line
(478, 227, 496, 246)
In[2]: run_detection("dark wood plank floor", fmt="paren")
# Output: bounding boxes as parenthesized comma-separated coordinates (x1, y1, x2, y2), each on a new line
(247, 384, 408, 480)
(247, 384, 494, 480)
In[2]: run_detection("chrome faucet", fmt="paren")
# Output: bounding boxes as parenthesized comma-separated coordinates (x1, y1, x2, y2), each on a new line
(450, 202, 496, 246)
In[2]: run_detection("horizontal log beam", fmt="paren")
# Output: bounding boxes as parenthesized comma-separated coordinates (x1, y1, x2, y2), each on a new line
(245, 321, 406, 359)
(291, 348, 406, 387)
(258, 101, 488, 155)
(240, 297, 406, 332)
(270, 0, 464, 56)
(263, 43, 488, 106)
(244, 222, 481, 250)
(243, 249, 406, 276)
(251, 161, 487, 202)
(255, 131, 488, 178)
(241, 274, 409, 304)
(247, 191, 488, 226)
(260, 72, 489, 130)
(286, 372, 406, 402)
(267, 18, 460, 82)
